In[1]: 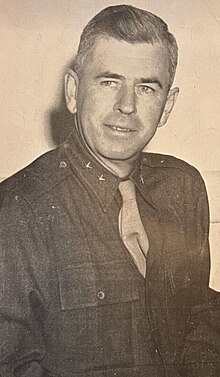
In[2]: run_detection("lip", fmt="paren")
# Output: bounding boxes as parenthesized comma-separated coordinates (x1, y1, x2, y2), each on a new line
(104, 124, 137, 133)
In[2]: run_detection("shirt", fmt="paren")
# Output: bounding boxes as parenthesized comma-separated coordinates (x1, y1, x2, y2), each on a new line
(1, 127, 219, 377)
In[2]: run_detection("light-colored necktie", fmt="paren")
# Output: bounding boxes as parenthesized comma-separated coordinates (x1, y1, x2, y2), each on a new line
(118, 180, 149, 277)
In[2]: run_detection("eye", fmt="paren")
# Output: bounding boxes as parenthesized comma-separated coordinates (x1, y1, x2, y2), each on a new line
(137, 85, 155, 95)
(100, 80, 117, 87)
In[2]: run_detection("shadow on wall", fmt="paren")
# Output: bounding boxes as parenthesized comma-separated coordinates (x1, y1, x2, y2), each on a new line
(48, 91, 74, 146)
(47, 61, 76, 146)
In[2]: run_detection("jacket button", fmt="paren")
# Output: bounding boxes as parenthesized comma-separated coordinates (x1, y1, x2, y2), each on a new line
(97, 290, 105, 300)
(59, 161, 67, 168)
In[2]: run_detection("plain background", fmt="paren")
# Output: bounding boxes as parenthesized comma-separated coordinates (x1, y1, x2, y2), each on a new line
(0, 0, 220, 289)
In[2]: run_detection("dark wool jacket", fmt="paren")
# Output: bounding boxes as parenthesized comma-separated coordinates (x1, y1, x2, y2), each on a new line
(0, 130, 220, 377)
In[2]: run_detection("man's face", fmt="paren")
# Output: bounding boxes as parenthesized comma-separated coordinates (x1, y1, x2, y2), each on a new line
(67, 37, 178, 162)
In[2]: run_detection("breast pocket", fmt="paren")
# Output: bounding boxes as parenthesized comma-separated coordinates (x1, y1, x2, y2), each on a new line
(57, 260, 139, 310)
(56, 260, 140, 371)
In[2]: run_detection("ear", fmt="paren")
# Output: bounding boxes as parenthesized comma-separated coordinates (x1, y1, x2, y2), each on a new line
(158, 87, 179, 127)
(64, 69, 79, 114)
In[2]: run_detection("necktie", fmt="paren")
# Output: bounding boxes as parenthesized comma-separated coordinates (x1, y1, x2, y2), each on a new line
(118, 180, 149, 277)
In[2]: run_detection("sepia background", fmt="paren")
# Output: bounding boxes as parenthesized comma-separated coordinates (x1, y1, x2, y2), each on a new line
(0, 0, 220, 290)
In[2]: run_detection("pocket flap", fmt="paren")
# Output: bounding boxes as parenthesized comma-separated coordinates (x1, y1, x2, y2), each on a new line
(57, 261, 139, 310)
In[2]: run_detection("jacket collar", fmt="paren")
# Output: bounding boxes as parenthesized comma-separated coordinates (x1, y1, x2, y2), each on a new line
(62, 126, 146, 212)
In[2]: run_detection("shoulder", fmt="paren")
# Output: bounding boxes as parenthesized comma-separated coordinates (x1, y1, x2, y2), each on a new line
(140, 152, 207, 202)
(141, 152, 204, 184)
(0, 144, 71, 208)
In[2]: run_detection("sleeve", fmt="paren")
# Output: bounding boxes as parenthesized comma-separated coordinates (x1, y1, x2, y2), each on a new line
(0, 193, 51, 377)
(179, 171, 220, 377)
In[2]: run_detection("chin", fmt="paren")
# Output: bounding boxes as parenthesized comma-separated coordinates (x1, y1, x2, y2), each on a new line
(99, 149, 139, 161)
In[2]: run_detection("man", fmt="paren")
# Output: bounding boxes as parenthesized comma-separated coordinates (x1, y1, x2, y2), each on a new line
(0, 4, 220, 377)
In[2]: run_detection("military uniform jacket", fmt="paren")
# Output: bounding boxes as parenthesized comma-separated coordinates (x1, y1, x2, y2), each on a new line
(0, 130, 220, 377)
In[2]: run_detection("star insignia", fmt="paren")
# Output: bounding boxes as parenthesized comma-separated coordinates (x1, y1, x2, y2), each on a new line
(98, 174, 105, 182)
(85, 161, 92, 170)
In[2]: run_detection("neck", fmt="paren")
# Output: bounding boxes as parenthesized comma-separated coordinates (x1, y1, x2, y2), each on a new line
(95, 153, 140, 178)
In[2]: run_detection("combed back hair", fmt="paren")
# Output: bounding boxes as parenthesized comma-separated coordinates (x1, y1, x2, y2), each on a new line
(72, 4, 178, 87)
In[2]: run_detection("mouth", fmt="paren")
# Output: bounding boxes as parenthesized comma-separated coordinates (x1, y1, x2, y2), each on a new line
(105, 124, 137, 133)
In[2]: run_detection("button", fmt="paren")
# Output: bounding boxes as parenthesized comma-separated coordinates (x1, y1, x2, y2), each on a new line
(59, 161, 67, 168)
(97, 290, 105, 300)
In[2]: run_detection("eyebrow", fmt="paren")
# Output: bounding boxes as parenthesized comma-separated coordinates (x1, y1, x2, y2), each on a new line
(95, 71, 163, 89)
(95, 71, 124, 80)
(139, 77, 163, 89)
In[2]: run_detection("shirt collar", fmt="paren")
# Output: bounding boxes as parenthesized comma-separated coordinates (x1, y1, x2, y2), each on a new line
(63, 126, 145, 212)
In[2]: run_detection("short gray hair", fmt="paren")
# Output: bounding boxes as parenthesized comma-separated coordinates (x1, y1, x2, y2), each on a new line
(72, 5, 178, 87)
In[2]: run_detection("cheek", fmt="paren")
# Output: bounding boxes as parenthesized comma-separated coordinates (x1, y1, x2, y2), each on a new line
(139, 98, 165, 124)
(80, 92, 114, 121)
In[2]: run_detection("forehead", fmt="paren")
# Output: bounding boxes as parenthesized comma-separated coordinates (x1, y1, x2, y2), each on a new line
(83, 37, 170, 84)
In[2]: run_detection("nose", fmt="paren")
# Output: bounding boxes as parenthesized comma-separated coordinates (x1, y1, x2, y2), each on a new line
(114, 85, 137, 115)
